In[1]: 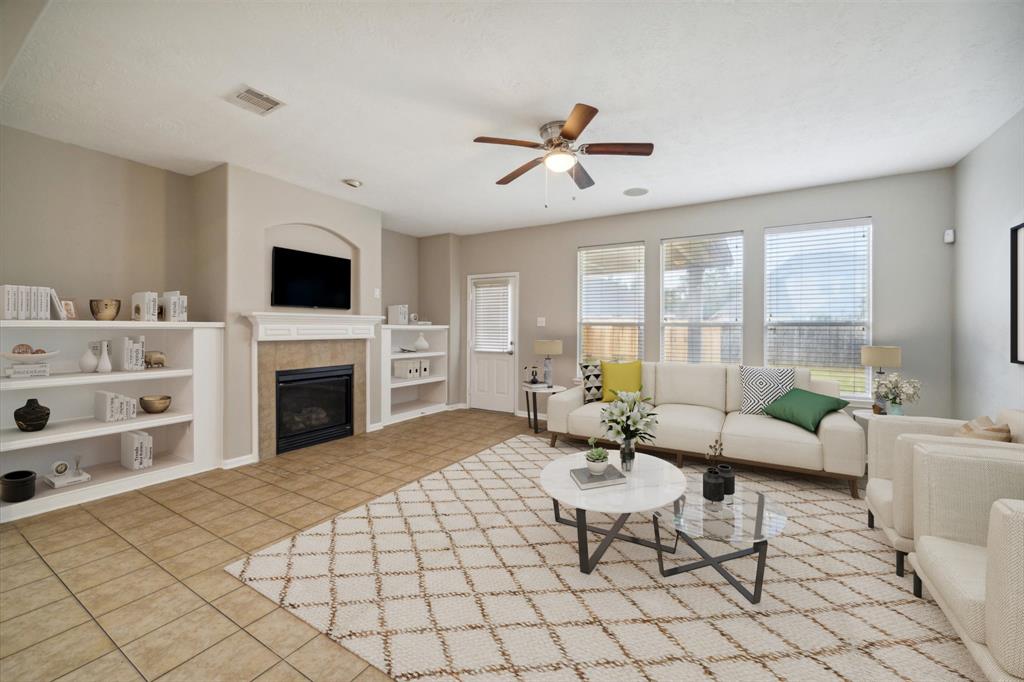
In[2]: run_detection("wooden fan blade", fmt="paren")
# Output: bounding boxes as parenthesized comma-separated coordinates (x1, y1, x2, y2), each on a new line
(580, 143, 654, 156)
(559, 103, 599, 141)
(474, 136, 544, 149)
(568, 163, 595, 190)
(496, 157, 543, 185)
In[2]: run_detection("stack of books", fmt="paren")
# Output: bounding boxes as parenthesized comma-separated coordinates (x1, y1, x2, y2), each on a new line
(159, 291, 188, 322)
(131, 292, 159, 322)
(94, 390, 139, 422)
(113, 336, 146, 371)
(121, 431, 153, 470)
(5, 363, 50, 378)
(1, 285, 66, 320)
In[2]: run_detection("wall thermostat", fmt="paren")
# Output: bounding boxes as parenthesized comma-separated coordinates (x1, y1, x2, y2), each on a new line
(944, 229, 956, 244)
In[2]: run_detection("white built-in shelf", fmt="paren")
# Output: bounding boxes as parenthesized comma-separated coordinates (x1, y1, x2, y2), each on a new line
(391, 398, 447, 417)
(0, 454, 193, 516)
(390, 375, 447, 389)
(0, 368, 193, 391)
(0, 320, 224, 330)
(1, 411, 193, 452)
(389, 350, 445, 360)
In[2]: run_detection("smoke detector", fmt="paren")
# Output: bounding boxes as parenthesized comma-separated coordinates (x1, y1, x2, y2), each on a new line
(341, 179, 363, 188)
(230, 86, 285, 116)
(623, 187, 649, 197)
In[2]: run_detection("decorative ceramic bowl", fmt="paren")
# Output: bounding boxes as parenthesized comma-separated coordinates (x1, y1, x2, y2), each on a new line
(1, 350, 61, 363)
(587, 459, 609, 476)
(14, 398, 50, 432)
(0, 471, 36, 503)
(139, 395, 171, 414)
(89, 299, 121, 321)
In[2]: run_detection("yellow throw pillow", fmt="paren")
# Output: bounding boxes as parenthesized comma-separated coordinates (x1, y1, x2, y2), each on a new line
(955, 416, 1012, 442)
(601, 360, 642, 402)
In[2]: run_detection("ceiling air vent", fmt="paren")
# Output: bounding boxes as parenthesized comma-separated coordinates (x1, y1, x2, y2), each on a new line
(231, 86, 284, 116)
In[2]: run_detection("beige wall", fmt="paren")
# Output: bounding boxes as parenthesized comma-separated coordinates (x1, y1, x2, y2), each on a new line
(381, 228, 419, 315)
(1, 0, 47, 87)
(418, 234, 462, 398)
(953, 110, 1024, 417)
(0, 126, 195, 318)
(189, 164, 228, 322)
(452, 169, 957, 417)
(223, 165, 383, 459)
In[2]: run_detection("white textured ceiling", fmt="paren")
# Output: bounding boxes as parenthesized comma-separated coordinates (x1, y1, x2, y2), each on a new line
(3, 2, 1022, 236)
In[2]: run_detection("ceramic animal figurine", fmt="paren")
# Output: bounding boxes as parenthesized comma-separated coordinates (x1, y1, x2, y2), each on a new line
(144, 351, 166, 368)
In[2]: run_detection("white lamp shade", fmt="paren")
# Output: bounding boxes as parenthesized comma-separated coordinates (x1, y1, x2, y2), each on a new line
(534, 339, 563, 356)
(861, 345, 902, 369)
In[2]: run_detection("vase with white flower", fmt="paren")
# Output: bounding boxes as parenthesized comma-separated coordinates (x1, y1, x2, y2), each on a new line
(599, 390, 657, 472)
(873, 373, 921, 416)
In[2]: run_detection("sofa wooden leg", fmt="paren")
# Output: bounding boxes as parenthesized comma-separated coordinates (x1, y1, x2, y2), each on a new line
(867, 510, 874, 529)
(913, 573, 922, 598)
(848, 479, 860, 499)
(896, 550, 906, 577)
(675, 453, 683, 467)
(548, 433, 558, 447)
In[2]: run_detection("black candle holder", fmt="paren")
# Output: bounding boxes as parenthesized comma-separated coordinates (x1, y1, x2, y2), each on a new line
(702, 466, 724, 502)
(717, 463, 735, 495)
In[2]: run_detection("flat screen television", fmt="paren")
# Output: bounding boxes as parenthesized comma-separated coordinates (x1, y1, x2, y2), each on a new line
(271, 246, 352, 310)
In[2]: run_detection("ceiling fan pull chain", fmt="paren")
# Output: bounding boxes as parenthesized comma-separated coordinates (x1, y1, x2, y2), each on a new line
(544, 166, 549, 208)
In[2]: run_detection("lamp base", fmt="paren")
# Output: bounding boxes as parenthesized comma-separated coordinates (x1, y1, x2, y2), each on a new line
(543, 356, 553, 387)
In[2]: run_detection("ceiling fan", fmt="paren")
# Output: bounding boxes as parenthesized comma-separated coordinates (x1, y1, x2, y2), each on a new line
(474, 103, 653, 189)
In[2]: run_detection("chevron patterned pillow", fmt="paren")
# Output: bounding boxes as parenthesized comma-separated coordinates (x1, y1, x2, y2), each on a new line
(740, 366, 796, 415)
(579, 362, 603, 404)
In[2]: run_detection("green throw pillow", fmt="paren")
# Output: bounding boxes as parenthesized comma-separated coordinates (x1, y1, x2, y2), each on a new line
(763, 388, 849, 432)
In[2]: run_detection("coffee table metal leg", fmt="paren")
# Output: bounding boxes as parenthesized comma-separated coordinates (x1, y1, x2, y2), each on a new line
(553, 500, 676, 573)
(653, 518, 770, 604)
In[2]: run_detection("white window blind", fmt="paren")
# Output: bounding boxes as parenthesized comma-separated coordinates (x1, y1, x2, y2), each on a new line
(661, 232, 743, 363)
(577, 242, 645, 362)
(471, 279, 512, 352)
(764, 218, 872, 396)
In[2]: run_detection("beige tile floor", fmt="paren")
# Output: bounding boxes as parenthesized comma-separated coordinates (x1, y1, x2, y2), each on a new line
(0, 409, 532, 682)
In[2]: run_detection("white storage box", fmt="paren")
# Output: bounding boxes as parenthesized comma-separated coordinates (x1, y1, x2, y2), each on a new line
(394, 359, 420, 380)
(419, 359, 431, 377)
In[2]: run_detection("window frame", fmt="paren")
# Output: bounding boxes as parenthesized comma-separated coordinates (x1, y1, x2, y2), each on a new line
(576, 241, 646, 365)
(762, 217, 874, 399)
(659, 231, 744, 364)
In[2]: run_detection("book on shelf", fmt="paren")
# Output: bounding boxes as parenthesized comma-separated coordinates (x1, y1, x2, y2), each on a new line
(158, 291, 188, 322)
(131, 291, 159, 322)
(1, 285, 60, 320)
(4, 363, 50, 378)
(112, 335, 145, 371)
(121, 431, 153, 470)
(94, 390, 138, 422)
(49, 288, 67, 320)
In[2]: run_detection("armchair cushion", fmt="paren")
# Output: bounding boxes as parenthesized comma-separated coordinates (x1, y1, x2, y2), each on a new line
(956, 416, 1012, 442)
(917, 535, 988, 643)
(986, 499, 1024, 677)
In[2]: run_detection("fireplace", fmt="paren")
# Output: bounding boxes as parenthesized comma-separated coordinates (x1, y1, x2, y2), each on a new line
(275, 364, 353, 454)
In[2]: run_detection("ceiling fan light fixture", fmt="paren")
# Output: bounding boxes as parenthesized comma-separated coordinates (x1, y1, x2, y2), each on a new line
(543, 150, 577, 173)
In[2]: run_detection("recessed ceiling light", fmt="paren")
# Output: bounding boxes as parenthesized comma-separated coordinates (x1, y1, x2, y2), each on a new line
(623, 187, 649, 197)
(341, 179, 363, 188)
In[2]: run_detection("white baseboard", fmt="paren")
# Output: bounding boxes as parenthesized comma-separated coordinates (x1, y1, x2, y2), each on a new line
(222, 453, 258, 469)
(367, 422, 383, 432)
(515, 409, 547, 420)
(448, 402, 469, 410)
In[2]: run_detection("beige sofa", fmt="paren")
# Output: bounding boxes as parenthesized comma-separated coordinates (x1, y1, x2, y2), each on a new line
(908, 439, 1024, 682)
(865, 409, 1024, 575)
(547, 362, 866, 497)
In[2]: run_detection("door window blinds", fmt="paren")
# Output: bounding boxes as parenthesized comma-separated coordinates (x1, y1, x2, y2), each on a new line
(661, 232, 743, 363)
(577, 242, 645, 362)
(471, 279, 512, 352)
(764, 218, 872, 396)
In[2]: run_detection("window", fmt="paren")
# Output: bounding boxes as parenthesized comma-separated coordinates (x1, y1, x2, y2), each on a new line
(577, 242, 645, 362)
(470, 278, 512, 353)
(661, 232, 743, 363)
(764, 218, 872, 396)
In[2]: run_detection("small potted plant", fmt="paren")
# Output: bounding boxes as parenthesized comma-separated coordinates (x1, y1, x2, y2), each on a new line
(585, 437, 609, 475)
(874, 373, 921, 416)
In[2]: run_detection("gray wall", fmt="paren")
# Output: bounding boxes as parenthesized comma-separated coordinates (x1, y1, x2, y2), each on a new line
(381, 228, 419, 316)
(953, 110, 1024, 417)
(418, 234, 463, 400)
(0, 125, 196, 319)
(454, 169, 957, 417)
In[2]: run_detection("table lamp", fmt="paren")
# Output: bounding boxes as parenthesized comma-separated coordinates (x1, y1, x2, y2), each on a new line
(861, 345, 902, 414)
(534, 340, 563, 387)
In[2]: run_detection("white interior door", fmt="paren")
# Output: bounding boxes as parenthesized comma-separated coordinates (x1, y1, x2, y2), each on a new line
(468, 275, 517, 412)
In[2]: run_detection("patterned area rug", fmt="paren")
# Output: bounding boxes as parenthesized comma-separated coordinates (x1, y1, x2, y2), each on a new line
(226, 436, 982, 681)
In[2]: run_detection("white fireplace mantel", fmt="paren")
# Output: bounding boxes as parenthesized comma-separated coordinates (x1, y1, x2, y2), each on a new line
(245, 312, 383, 342)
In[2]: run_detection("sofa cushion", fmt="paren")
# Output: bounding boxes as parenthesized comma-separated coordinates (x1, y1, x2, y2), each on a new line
(651, 404, 725, 455)
(866, 477, 894, 530)
(579, 362, 603, 404)
(726, 365, 812, 412)
(654, 363, 726, 411)
(763, 388, 849, 432)
(740, 366, 795, 415)
(567, 401, 606, 439)
(721, 412, 823, 471)
(917, 535, 987, 643)
(601, 360, 641, 402)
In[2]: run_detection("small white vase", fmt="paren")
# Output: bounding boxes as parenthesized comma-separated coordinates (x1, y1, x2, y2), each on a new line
(96, 344, 112, 373)
(413, 333, 429, 351)
(78, 348, 99, 373)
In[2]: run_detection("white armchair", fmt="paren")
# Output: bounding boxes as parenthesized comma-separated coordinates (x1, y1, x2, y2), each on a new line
(865, 409, 1024, 576)
(908, 440, 1024, 682)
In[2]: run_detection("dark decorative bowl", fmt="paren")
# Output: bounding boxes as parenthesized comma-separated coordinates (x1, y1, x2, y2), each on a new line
(1, 470, 37, 503)
(14, 398, 49, 432)
(139, 395, 171, 414)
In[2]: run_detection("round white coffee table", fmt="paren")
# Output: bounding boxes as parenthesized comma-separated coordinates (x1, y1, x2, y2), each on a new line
(539, 451, 686, 573)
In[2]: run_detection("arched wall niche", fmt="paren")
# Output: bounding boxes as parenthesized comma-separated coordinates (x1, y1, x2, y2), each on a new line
(262, 222, 361, 312)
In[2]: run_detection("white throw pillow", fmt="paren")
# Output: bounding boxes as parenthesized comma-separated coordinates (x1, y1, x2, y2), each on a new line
(740, 366, 795, 415)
